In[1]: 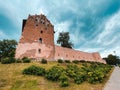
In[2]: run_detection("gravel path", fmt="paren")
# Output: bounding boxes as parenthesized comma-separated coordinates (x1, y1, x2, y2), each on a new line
(104, 67, 120, 90)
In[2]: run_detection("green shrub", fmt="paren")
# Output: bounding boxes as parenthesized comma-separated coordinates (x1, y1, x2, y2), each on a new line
(23, 65, 45, 76)
(72, 60, 79, 64)
(60, 80, 69, 87)
(58, 59, 63, 63)
(87, 70, 105, 83)
(16, 59, 22, 63)
(86, 61, 97, 64)
(9, 57, 16, 63)
(83, 63, 112, 84)
(41, 59, 47, 64)
(1, 57, 16, 64)
(66, 64, 87, 84)
(74, 72, 86, 84)
(45, 66, 65, 81)
(59, 73, 69, 87)
(22, 57, 31, 63)
(65, 60, 70, 63)
(21, 60, 113, 87)
(82, 63, 88, 68)
(79, 60, 86, 63)
(1, 58, 10, 64)
(66, 64, 79, 78)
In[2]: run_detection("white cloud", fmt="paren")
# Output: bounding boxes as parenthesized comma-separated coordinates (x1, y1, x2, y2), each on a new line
(74, 10, 120, 58)
(87, 0, 109, 15)
(76, 47, 103, 53)
(0, 30, 8, 40)
(101, 46, 120, 57)
(97, 10, 120, 44)
(80, 10, 120, 57)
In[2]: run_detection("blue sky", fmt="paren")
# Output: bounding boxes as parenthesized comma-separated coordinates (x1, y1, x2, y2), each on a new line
(0, 0, 120, 57)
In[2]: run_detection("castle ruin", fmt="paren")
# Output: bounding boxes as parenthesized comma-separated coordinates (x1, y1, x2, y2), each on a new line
(15, 14, 105, 63)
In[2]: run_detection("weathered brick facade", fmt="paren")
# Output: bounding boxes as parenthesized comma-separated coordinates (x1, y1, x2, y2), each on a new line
(15, 14, 105, 63)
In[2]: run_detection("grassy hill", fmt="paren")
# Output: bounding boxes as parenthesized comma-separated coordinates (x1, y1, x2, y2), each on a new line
(0, 61, 113, 90)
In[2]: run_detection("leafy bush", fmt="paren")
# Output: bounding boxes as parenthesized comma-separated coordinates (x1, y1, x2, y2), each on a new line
(87, 70, 105, 83)
(66, 64, 79, 78)
(79, 60, 86, 63)
(9, 57, 16, 63)
(1, 58, 10, 64)
(58, 59, 63, 63)
(16, 59, 22, 63)
(41, 59, 47, 64)
(59, 73, 69, 87)
(1, 57, 16, 64)
(87, 61, 97, 64)
(74, 72, 86, 84)
(21, 60, 112, 87)
(22, 57, 31, 63)
(45, 66, 65, 81)
(83, 63, 112, 84)
(72, 60, 79, 64)
(60, 80, 69, 87)
(65, 60, 70, 63)
(23, 65, 45, 76)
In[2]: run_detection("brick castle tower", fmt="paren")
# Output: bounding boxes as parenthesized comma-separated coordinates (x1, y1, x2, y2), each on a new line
(16, 14, 106, 63)
(15, 14, 55, 60)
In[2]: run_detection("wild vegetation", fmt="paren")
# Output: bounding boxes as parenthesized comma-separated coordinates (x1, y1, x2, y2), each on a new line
(40, 59, 47, 64)
(57, 32, 73, 49)
(0, 39, 17, 61)
(23, 65, 45, 76)
(23, 61, 112, 87)
(0, 60, 114, 90)
(58, 59, 63, 63)
(1, 57, 31, 64)
(103, 54, 120, 65)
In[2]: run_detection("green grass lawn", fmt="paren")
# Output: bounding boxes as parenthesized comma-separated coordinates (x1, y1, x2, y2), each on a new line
(0, 61, 114, 90)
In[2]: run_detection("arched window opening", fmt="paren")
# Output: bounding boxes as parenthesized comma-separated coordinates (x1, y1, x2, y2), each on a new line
(38, 49, 41, 53)
(41, 31, 43, 34)
(35, 19, 37, 21)
(39, 38, 42, 43)
(36, 24, 38, 26)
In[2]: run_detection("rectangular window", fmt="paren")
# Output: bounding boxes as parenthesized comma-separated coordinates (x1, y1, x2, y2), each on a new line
(38, 49, 41, 53)
(39, 38, 42, 43)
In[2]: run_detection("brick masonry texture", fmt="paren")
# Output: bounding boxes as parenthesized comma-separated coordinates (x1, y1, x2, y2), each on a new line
(15, 14, 106, 63)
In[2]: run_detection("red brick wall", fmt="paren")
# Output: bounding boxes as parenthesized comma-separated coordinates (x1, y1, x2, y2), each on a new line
(55, 45, 106, 63)
(15, 42, 54, 60)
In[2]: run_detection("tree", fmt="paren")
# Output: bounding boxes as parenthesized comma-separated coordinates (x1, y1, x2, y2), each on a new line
(57, 32, 73, 49)
(103, 54, 120, 65)
(0, 39, 17, 61)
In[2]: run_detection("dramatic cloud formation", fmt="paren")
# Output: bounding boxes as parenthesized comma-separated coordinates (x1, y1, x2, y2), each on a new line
(0, 0, 120, 57)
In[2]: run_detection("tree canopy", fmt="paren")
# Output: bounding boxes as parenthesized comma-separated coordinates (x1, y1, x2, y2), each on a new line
(103, 54, 120, 65)
(57, 32, 73, 49)
(0, 39, 17, 60)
